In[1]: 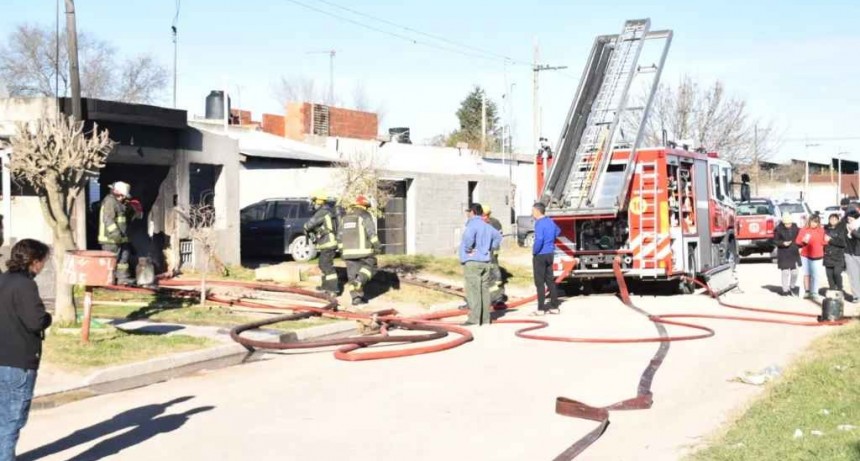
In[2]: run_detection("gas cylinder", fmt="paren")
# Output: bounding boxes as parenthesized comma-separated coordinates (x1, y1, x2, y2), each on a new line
(819, 290, 844, 322)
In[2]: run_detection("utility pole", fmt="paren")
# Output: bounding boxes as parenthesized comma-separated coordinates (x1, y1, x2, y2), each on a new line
(64, 0, 82, 120)
(171, 0, 180, 108)
(307, 50, 336, 105)
(531, 40, 567, 153)
(837, 150, 849, 203)
(481, 90, 487, 153)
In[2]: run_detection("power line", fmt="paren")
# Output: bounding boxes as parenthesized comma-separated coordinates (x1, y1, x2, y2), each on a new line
(282, 0, 540, 68)
(313, 0, 532, 67)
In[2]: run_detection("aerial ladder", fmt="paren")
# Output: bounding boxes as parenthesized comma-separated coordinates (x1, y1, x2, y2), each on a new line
(541, 18, 672, 214)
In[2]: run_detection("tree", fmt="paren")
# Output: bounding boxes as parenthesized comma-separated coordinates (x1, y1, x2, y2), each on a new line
(332, 150, 394, 215)
(443, 86, 500, 151)
(639, 75, 778, 166)
(175, 197, 219, 306)
(273, 76, 326, 106)
(0, 23, 168, 104)
(9, 116, 115, 324)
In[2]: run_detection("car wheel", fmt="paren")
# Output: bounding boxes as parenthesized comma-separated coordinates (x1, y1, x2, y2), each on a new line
(523, 233, 535, 248)
(289, 235, 317, 262)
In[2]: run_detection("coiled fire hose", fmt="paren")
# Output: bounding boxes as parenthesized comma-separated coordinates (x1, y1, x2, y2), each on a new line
(105, 258, 850, 460)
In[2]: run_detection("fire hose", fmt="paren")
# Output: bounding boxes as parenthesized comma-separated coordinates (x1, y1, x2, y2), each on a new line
(104, 259, 850, 460)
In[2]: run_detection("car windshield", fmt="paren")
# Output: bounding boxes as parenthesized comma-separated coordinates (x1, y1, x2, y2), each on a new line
(778, 203, 807, 214)
(737, 201, 774, 216)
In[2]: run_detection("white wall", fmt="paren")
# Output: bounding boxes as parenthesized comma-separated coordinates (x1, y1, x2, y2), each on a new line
(239, 167, 337, 208)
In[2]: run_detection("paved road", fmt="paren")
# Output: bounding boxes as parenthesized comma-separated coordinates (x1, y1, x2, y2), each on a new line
(18, 261, 843, 460)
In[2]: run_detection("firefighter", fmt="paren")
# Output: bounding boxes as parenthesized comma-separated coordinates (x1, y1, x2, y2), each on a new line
(339, 195, 380, 306)
(98, 181, 134, 285)
(482, 205, 507, 305)
(303, 191, 339, 296)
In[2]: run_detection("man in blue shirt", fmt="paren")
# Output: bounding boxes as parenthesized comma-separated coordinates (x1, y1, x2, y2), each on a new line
(459, 203, 502, 326)
(532, 202, 561, 314)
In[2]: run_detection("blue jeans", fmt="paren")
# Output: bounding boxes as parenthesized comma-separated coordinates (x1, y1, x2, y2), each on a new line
(0, 366, 37, 461)
(801, 257, 825, 298)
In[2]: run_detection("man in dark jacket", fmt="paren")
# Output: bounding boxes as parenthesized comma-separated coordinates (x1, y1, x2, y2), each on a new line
(774, 212, 801, 296)
(843, 206, 860, 302)
(303, 191, 339, 296)
(824, 213, 848, 294)
(339, 195, 379, 306)
(0, 239, 52, 460)
(98, 181, 134, 285)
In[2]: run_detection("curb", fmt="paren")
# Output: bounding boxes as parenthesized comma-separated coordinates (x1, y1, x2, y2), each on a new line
(32, 320, 358, 410)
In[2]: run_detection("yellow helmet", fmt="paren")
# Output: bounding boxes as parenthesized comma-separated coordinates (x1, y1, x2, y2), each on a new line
(311, 190, 328, 203)
(482, 205, 491, 216)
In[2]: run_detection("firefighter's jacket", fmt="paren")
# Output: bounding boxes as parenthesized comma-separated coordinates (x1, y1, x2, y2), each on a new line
(98, 194, 129, 245)
(339, 207, 379, 260)
(484, 216, 503, 257)
(303, 204, 338, 250)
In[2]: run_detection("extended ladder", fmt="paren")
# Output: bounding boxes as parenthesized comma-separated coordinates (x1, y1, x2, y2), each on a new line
(542, 19, 672, 215)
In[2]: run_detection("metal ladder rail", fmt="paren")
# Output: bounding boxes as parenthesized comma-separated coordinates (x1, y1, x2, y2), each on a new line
(584, 20, 651, 207)
(637, 161, 660, 276)
(564, 22, 648, 206)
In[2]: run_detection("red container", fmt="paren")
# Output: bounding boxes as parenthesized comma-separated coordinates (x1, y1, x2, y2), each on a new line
(64, 250, 117, 287)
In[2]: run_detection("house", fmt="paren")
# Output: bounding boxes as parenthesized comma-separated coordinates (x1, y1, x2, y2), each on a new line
(202, 105, 536, 257)
(0, 97, 242, 299)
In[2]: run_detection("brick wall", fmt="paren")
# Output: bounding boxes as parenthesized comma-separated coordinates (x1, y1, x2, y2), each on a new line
(282, 102, 378, 140)
(230, 109, 252, 125)
(262, 113, 285, 137)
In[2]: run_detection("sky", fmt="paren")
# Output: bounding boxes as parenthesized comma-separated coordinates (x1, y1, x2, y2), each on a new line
(3, 0, 859, 164)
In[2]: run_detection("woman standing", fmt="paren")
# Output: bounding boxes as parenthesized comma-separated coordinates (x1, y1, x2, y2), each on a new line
(823, 213, 848, 294)
(0, 239, 52, 460)
(796, 215, 828, 300)
(774, 213, 802, 296)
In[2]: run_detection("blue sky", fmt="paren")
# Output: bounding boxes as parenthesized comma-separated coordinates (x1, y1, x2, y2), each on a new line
(3, 0, 859, 162)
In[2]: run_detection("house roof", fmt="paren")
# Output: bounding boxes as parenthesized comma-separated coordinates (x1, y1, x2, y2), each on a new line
(190, 122, 338, 163)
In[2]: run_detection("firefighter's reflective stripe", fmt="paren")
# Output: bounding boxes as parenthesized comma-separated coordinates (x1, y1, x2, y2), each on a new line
(359, 267, 372, 279)
(98, 201, 128, 244)
(489, 283, 502, 293)
(341, 211, 375, 258)
(324, 273, 338, 280)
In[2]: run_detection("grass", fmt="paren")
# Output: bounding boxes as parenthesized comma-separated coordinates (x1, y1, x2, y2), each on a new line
(378, 253, 534, 288)
(371, 282, 460, 307)
(43, 329, 214, 371)
(687, 322, 860, 461)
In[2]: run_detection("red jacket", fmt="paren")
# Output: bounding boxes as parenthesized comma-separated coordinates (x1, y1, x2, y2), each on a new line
(796, 226, 827, 259)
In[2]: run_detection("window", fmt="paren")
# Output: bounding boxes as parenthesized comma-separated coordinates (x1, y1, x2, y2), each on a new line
(189, 163, 222, 207)
(241, 204, 269, 222)
(721, 167, 732, 202)
(737, 201, 774, 216)
(274, 201, 299, 219)
(710, 164, 723, 201)
(778, 202, 807, 214)
(297, 202, 314, 218)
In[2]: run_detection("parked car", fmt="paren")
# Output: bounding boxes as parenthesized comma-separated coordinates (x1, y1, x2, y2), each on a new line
(516, 215, 535, 247)
(775, 200, 812, 226)
(736, 198, 778, 258)
(240, 197, 318, 261)
(818, 205, 844, 220)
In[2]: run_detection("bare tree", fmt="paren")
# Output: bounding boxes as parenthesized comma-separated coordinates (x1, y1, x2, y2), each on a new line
(175, 198, 219, 306)
(273, 75, 323, 106)
(638, 75, 778, 166)
(0, 23, 168, 104)
(352, 81, 370, 111)
(9, 116, 115, 324)
(332, 150, 394, 214)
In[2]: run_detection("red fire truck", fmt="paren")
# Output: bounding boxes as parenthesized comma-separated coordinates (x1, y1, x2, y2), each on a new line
(537, 19, 737, 294)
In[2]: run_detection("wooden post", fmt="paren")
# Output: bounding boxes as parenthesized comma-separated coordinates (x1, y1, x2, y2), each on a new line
(81, 286, 93, 344)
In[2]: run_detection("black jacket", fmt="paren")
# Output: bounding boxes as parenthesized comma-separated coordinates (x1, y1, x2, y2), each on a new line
(0, 271, 52, 370)
(824, 222, 847, 267)
(774, 222, 801, 270)
(845, 218, 860, 257)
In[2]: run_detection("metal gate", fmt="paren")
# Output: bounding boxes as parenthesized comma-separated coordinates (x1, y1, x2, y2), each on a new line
(378, 180, 407, 254)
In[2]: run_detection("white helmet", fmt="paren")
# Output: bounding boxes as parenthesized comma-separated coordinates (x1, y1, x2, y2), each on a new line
(112, 181, 131, 197)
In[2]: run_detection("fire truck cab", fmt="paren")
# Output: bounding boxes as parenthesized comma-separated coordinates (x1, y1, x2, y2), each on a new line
(538, 19, 738, 294)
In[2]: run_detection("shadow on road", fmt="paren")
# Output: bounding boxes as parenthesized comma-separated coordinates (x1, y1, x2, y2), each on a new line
(19, 396, 213, 461)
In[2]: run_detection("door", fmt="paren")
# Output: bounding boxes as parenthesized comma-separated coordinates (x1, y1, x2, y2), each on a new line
(379, 181, 407, 255)
(240, 202, 274, 255)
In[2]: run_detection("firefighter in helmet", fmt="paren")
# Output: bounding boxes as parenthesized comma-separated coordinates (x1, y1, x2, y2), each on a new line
(303, 190, 339, 296)
(98, 181, 134, 285)
(339, 195, 380, 306)
(482, 205, 507, 305)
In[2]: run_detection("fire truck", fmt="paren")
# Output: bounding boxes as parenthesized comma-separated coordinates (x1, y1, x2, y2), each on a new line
(537, 19, 737, 294)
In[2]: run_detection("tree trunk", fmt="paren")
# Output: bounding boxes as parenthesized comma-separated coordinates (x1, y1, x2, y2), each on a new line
(51, 235, 76, 325)
(199, 255, 208, 307)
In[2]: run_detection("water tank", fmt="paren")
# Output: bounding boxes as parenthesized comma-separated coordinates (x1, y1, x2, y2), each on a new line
(389, 127, 411, 144)
(205, 90, 231, 120)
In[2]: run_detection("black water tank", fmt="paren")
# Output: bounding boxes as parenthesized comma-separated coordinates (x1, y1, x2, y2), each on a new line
(205, 90, 231, 120)
(389, 127, 411, 144)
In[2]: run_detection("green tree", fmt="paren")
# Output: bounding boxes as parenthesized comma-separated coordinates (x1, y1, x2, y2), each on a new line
(446, 86, 500, 150)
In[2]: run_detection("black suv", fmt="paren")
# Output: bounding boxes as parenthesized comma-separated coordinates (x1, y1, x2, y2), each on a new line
(240, 198, 318, 261)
